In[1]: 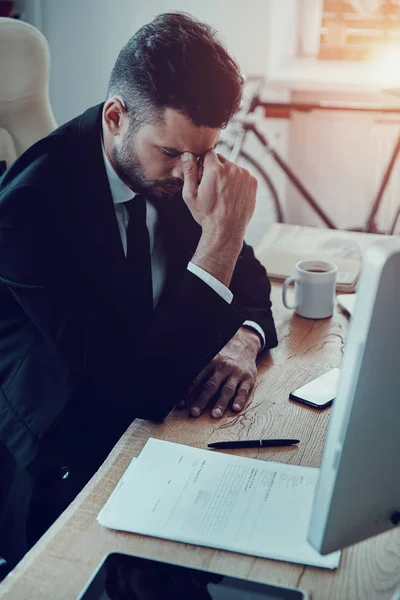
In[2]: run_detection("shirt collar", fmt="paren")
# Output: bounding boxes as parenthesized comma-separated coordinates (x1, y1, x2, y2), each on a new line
(101, 140, 136, 205)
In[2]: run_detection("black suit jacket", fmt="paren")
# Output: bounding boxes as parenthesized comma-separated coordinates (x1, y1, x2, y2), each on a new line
(0, 105, 277, 474)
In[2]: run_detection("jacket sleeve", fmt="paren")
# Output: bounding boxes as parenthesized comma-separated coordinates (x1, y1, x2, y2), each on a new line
(0, 185, 245, 422)
(230, 241, 278, 351)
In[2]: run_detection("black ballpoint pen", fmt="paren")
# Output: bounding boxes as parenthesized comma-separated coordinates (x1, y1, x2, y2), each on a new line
(208, 439, 299, 449)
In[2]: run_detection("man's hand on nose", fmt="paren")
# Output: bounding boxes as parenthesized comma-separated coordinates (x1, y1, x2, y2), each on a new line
(180, 149, 257, 239)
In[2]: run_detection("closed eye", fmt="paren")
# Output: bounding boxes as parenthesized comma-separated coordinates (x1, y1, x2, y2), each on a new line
(161, 149, 181, 158)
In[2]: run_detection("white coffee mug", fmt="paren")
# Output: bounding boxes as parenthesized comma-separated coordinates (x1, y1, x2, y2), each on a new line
(282, 260, 337, 319)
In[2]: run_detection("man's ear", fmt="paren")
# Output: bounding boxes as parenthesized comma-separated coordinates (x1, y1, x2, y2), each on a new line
(103, 97, 128, 136)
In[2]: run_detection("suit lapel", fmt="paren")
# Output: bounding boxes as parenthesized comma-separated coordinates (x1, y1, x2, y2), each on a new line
(64, 105, 141, 322)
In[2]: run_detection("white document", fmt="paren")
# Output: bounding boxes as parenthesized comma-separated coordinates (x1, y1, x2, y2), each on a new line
(98, 438, 340, 570)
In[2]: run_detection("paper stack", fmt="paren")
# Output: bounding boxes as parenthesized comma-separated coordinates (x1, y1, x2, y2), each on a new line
(98, 438, 341, 570)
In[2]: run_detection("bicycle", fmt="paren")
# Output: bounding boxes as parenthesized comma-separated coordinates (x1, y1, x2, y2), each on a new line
(217, 76, 400, 244)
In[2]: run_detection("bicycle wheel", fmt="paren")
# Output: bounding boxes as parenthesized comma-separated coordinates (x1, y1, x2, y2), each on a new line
(217, 142, 283, 248)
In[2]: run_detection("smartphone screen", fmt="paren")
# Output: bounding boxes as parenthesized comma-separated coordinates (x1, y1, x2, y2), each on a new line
(78, 552, 309, 599)
(289, 368, 340, 409)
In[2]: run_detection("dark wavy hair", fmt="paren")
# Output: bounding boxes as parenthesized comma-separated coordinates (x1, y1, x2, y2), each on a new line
(106, 12, 243, 130)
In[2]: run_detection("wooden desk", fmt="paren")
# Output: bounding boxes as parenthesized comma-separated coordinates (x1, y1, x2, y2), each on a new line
(1, 225, 399, 599)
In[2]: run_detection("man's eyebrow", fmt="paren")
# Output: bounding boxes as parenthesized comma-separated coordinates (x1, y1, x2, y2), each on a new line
(160, 145, 217, 156)
(161, 146, 183, 154)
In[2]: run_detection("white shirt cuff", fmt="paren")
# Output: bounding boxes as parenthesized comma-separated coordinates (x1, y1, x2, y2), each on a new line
(187, 261, 233, 304)
(242, 320, 266, 352)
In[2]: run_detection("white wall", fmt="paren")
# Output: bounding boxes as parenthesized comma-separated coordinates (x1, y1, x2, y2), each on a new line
(38, 0, 137, 124)
(34, 0, 273, 126)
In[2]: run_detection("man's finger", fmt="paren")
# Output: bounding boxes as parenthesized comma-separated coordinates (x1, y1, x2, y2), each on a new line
(197, 157, 204, 184)
(232, 379, 254, 412)
(202, 148, 222, 171)
(211, 376, 238, 418)
(184, 363, 213, 401)
(189, 371, 226, 417)
(181, 152, 198, 201)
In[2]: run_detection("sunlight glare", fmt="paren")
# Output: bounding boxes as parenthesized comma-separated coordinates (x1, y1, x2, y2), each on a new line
(371, 43, 400, 89)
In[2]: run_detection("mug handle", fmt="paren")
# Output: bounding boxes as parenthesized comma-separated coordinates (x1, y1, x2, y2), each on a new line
(282, 276, 297, 309)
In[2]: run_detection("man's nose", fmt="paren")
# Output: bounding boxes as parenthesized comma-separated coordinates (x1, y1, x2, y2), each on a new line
(171, 159, 184, 181)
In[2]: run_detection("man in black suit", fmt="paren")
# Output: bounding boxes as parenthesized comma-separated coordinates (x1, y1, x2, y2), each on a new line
(0, 12, 277, 568)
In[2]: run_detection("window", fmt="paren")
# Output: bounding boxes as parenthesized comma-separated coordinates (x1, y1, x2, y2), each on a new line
(265, 0, 400, 92)
(319, 0, 400, 61)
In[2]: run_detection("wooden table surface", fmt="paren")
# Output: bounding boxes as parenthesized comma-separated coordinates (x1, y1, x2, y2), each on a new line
(1, 224, 399, 600)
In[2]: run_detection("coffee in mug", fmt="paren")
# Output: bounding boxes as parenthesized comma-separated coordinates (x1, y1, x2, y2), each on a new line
(282, 260, 337, 319)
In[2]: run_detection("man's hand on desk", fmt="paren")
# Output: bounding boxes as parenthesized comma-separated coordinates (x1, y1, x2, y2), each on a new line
(179, 326, 261, 418)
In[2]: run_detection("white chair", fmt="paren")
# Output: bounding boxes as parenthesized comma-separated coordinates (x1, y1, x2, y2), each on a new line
(0, 17, 56, 172)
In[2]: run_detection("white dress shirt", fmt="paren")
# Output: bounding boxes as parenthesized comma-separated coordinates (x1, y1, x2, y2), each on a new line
(101, 145, 265, 348)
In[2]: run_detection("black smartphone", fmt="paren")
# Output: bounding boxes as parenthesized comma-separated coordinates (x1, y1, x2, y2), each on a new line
(289, 368, 340, 409)
(77, 552, 310, 599)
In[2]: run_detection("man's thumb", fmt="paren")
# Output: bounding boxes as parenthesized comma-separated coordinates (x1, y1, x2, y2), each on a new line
(181, 152, 198, 199)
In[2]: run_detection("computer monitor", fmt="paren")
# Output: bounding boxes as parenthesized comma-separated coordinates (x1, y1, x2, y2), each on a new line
(308, 237, 400, 555)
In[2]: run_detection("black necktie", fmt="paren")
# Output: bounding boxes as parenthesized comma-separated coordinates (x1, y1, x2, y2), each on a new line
(125, 195, 153, 328)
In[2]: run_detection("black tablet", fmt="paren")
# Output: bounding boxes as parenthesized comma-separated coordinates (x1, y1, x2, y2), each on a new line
(77, 552, 309, 599)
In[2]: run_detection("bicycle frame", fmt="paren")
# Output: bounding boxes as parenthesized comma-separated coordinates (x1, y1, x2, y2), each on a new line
(230, 78, 400, 233)
(243, 121, 337, 229)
